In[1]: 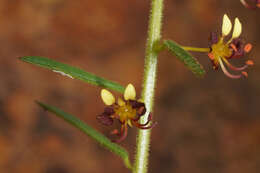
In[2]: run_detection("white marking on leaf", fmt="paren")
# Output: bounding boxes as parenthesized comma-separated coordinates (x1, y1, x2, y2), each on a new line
(53, 70, 74, 79)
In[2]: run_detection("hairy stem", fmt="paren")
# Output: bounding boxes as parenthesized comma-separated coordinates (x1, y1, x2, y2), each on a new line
(133, 0, 164, 173)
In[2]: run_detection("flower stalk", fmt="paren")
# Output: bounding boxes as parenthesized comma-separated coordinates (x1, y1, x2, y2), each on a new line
(182, 46, 210, 53)
(133, 0, 164, 173)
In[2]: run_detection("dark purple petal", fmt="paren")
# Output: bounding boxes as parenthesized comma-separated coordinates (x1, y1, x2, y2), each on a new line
(137, 106, 146, 116)
(128, 100, 144, 108)
(128, 100, 146, 116)
(209, 32, 218, 46)
(229, 38, 246, 59)
(231, 50, 245, 58)
(231, 38, 243, 49)
(104, 106, 115, 115)
(97, 113, 113, 126)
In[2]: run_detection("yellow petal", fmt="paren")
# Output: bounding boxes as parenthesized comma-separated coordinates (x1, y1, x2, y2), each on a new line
(127, 120, 133, 127)
(124, 83, 136, 100)
(232, 18, 242, 38)
(222, 14, 232, 36)
(137, 98, 144, 103)
(101, 89, 115, 105)
(118, 98, 125, 106)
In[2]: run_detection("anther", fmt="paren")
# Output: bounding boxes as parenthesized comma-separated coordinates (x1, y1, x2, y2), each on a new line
(244, 43, 252, 53)
(230, 43, 238, 52)
(242, 71, 248, 77)
(208, 53, 214, 60)
(246, 60, 254, 66)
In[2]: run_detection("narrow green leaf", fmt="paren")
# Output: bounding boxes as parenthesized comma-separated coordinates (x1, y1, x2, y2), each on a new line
(36, 101, 132, 170)
(163, 40, 206, 77)
(20, 56, 125, 93)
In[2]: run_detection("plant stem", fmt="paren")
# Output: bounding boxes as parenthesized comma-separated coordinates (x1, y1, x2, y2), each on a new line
(133, 0, 163, 173)
(181, 46, 210, 52)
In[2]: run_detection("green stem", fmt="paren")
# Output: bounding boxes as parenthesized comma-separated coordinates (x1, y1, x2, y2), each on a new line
(133, 0, 163, 173)
(181, 46, 210, 53)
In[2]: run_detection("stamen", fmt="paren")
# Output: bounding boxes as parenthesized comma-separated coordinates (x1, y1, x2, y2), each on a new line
(230, 43, 238, 52)
(133, 121, 157, 129)
(127, 119, 133, 127)
(240, 0, 249, 7)
(246, 60, 254, 66)
(244, 43, 252, 53)
(208, 53, 215, 60)
(242, 71, 248, 77)
(110, 129, 120, 136)
(135, 113, 152, 127)
(219, 58, 242, 79)
(112, 124, 128, 143)
(240, 0, 259, 8)
(223, 58, 248, 71)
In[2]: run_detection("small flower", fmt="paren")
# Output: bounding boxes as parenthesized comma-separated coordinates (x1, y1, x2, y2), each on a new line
(240, 0, 260, 9)
(208, 14, 254, 79)
(97, 84, 156, 143)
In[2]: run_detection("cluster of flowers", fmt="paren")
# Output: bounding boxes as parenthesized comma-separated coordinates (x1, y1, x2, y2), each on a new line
(97, 13, 255, 142)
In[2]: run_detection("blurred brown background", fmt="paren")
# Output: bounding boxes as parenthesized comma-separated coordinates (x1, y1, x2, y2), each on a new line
(0, 0, 259, 173)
